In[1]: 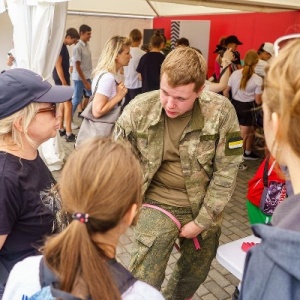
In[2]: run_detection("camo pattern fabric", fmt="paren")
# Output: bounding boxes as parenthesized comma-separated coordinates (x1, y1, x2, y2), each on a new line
(129, 200, 221, 299)
(113, 90, 243, 238)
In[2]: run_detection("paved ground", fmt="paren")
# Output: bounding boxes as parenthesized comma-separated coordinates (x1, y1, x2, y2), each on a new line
(52, 118, 262, 300)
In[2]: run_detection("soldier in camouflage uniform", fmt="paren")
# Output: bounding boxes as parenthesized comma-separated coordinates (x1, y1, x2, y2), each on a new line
(113, 47, 243, 300)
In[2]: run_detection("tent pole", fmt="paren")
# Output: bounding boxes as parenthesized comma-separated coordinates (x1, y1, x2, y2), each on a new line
(146, 1, 159, 17)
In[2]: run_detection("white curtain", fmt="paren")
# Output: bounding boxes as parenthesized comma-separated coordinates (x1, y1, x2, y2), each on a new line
(7, 0, 67, 80)
(0, 0, 5, 13)
(5, 0, 69, 171)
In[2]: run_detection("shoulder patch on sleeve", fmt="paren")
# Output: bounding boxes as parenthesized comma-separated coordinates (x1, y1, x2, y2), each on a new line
(225, 132, 243, 156)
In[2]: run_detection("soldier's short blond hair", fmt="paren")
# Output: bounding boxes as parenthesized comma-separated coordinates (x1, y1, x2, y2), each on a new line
(161, 47, 207, 92)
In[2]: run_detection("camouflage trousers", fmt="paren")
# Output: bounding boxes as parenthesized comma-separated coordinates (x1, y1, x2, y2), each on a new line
(129, 199, 221, 300)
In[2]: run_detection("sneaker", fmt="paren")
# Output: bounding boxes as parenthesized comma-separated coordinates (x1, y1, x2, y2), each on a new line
(59, 129, 66, 136)
(65, 133, 76, 142)
(243, 152, 260, 161)
(238, 163, 248, 171)
(71, 122, 79, 130)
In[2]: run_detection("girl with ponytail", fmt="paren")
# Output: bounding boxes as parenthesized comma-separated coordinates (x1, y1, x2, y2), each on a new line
(224, 50, 263, 162)
(3, 138, 164, 300)
(136, 30, 165, 93)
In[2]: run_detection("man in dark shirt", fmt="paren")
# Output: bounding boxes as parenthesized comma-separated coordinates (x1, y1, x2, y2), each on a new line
(53, 28, 79, 142)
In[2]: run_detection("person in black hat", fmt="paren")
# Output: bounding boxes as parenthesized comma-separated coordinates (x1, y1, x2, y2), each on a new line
(0, 68, 73, 297)
(225, 35, 243, 70)
(225, 35, 243, 47)
(209, 44, 227, 83)
(205, 47, 234, 93)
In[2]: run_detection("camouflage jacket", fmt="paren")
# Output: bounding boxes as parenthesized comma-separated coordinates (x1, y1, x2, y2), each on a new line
(113, 90, 243, 236)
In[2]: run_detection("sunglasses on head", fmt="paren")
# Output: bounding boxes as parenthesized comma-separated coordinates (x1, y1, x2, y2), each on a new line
(274, 33, 300, 56)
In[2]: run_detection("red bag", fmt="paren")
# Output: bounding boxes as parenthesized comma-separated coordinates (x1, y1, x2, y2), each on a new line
(247, 156, 286, 208)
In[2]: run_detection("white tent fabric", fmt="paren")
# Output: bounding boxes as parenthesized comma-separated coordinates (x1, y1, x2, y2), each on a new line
(67, 0, 240, 17)
(2, 0, 299, 19)
(2, 0, 69, 171)
(0, 0, 5, 13)
(7, 0, 67, 80)
(67, 0, 300, 17)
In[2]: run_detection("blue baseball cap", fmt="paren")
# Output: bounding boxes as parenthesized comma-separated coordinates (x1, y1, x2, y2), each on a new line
(0, 68, 74, 119)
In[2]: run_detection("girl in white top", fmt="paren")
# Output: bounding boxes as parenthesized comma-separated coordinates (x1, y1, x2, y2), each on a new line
(224, 50, 263, 161)
(91, 36, 132, 119)
(3, 138, 164, 300)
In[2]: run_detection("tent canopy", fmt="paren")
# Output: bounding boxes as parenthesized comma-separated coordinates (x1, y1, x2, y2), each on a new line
(2, 0, 298, 17)
(67, 0, 300, 17)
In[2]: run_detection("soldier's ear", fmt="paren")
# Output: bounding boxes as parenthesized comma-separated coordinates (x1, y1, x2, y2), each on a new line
(196, 85, 205, 96)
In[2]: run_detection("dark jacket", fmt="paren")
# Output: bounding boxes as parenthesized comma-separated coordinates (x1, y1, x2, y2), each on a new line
(239, 206, 300, 300)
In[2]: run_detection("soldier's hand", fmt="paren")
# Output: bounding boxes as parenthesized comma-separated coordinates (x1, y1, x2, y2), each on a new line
(179, 221, 203, 239)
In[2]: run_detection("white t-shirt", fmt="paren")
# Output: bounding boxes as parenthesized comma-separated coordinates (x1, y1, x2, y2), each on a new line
(92, 71, 117, 100)
(228, 69, 263, 102)
(3, 255, 164, 300)
(254, 59, 268, 77)
(124, 47, 145, 89)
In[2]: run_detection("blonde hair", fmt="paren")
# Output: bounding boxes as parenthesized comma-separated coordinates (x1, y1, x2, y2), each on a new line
(43, 138, 142, 300)
(240, 50, 259, 90)
(92, 36, 131, 76)
(0, 103, 39, 149)
(263, 39, 300, 159)
(161, 47, 207, 92)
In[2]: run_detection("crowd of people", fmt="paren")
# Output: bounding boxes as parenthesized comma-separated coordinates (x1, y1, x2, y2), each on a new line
(2, 25, 300, 300)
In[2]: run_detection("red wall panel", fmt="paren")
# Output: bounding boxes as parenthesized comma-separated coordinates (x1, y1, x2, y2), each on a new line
(153, 11, 300, 76)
